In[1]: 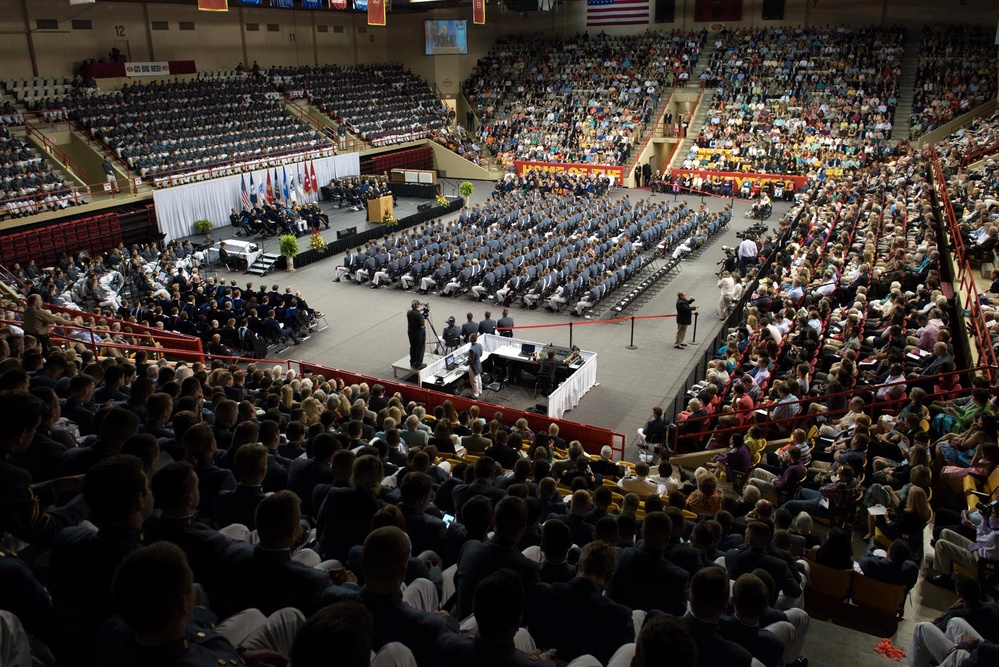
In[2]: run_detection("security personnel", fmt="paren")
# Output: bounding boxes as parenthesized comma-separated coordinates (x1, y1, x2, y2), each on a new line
(478, 310, 497, 335)
(460, 312, 479, 342)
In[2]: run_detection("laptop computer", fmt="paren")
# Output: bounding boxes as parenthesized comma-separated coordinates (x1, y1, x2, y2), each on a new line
(445, 354, 456, 371)
(519, 343, 535, 358)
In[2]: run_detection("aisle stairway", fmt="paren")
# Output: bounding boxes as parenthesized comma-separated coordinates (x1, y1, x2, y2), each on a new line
(667, 89, 715, 171)
(892, 30, 923, 141)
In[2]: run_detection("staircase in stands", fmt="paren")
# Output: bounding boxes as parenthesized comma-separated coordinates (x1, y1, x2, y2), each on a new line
(892, 30, 923, 141)
(665, 40, 716, 171)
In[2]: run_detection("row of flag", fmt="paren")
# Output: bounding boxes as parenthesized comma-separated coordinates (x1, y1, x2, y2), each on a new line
(196, 0, 481, 25)
(197, 1, 359, 9)
(239, 162, 320, 210)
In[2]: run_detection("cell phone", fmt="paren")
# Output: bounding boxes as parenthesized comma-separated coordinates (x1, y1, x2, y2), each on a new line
(442, 513, 455, 526)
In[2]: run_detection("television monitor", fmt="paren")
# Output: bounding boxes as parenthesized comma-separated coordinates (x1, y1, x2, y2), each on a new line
(445, 354, 456, 370)
(425, 20, 468, 55)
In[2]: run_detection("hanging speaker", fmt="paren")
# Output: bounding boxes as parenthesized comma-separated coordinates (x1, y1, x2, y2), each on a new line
(762, 0, 785, 21)
(655, 0, 675, 23)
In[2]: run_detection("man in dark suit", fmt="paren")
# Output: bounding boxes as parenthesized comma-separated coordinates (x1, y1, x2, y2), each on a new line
(459, 420, 492, 456)
(665, 507, 703, 578)
(454, 496, 538, 621)
(437, 569, 554, 666)
(675, 291, 697, 348)
(398, 471, 448, 560)
(720, 574, 786, 667)
(539, 518, 576, 584)
(222, 490, 357, 617)
(683, 566, 754, 667)
(454, 458, 508, 518)
(858, 539, 918, 590)
(287, 433, 337, 517)
(360, 526, 458, 665)
(607, 511, 689, 615)
(560, 490, 596, 548)
(528, 541, 636, 665)
(724, 521, 802, 608)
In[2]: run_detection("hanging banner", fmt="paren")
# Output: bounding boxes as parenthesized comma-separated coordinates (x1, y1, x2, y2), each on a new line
(198, 0, 228, 10)
(669, 169, 808, 190)
(514, 160, 625, 183)
(329, 0, 348, 7)
(271, 0, 294, 7)
(237, 0, 261, 5)
(368, 0, 385, 25)
(124, 61, 171, 77)
(302, 0, 323, 7)
(353, 0, 368, 10)
(473, 0, 485, 25)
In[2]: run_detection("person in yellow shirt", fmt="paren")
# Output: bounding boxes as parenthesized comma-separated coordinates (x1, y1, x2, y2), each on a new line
(744, 425, 767, 460)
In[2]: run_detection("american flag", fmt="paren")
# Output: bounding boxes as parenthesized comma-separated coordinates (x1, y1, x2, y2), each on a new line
(586, 0, 650, 27)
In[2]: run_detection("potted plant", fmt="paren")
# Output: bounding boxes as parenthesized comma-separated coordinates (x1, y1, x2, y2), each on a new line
(459, 181, 474, 206)
(382, 212, 398, 226)
(279, 234, 299, 272)
(193, 219, 213, 236)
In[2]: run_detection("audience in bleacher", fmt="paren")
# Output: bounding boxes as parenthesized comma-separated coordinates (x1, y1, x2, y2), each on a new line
(0, 122, 85, 219)
(464, 30, 704, 167)
(909, 26, 998, 139)
(72, 77, 326, 183)
(270, 64, 449, 147)
(687, 26, 905, 176)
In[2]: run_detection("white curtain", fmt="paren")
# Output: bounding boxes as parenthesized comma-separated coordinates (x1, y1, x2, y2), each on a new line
(153, 153, 361, 242)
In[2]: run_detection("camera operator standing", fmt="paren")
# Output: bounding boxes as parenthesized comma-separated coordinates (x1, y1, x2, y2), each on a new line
(408, 300, 427, 369)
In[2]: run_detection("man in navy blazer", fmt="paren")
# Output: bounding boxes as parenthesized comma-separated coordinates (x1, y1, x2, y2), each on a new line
(725, 521, 802, 606)
(454, 496, 538, 621)
(607, 510, 689, 615)
(452, 456, 506, 521)
(528, 541, 637, 665)
(858, 539, 919, 590)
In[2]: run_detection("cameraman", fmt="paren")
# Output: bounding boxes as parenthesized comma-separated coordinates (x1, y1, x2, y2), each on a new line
(407, 300, 427, 369)
(927, 504, 999, 588)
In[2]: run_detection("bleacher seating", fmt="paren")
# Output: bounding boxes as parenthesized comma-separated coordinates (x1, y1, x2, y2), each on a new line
(909, 25, 998, 138)
(463, 30, 704, 167)
(687, 26, 905, 175)
(71, 77, 327, 183)
(269, 64, 449, 147)
(0, 120, 86, 219)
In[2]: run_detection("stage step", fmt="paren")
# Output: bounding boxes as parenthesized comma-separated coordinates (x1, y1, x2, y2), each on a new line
(245, 252, 281, 277)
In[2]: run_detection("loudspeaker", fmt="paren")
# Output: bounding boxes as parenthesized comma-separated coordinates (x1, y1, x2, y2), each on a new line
(655, 0, 675, 23)
(418, 202, 433, 212)
(762, 0, 785, 21)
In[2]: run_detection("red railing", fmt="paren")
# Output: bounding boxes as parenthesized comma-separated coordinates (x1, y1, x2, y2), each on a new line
(21, 117, 86, 183)
(626, 84, 704, 182)
(671, 367, 978, 454)
(962, 139, 999, 167)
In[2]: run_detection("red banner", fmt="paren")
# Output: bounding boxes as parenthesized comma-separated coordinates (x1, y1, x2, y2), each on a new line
(473, 0, 485, 24)
(329, 0, 348, 8)
(197, 0, 228, 11)
(514, 160, 625, 182)
(368, 0, 386, 25)
(670, 169, 808, 190)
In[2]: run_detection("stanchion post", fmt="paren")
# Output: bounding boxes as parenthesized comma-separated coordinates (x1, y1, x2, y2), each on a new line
(569, 321, 573, 349)
(691, 311, 698, 344)
(626, 316, 637, 350)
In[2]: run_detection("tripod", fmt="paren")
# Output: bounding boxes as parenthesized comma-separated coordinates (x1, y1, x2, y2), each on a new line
(425, 312, 448, 356)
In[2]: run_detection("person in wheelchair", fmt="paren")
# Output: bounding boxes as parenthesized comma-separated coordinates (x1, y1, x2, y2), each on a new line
(748, 192, 772, 219)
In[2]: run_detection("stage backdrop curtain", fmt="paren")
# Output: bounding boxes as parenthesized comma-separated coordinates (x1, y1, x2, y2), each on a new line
(153, 153, 360, 241)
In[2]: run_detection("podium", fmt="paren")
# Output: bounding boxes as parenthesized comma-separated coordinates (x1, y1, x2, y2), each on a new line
(367, 196, 393, 223)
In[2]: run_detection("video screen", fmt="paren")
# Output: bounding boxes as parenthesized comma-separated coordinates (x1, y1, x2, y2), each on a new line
(425, 20, 467, 55)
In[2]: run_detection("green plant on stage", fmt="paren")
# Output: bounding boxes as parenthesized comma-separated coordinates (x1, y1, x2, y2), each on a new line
(458, 181, 474, 198)
(279, 234, 299, 272)
(192, 219, 213, 235)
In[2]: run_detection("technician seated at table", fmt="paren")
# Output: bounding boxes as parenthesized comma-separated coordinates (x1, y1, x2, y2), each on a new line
(538, 350, 559, 389)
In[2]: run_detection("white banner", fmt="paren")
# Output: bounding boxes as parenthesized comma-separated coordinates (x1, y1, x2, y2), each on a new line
(124, 61, 171, 77)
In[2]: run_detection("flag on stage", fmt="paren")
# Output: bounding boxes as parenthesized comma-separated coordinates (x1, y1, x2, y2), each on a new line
(586, 0, 650, 27)
(257, 172, 266, 203)
(198, 0, 228, 11)
(249, 173, 258, 205)
(266, 171, 274, 204)
(240, 175, 251, 209)
(295, 166, 306, 200)
(308, 162, 318, 194)
(368, 0, 385, 26)
(282, 166, 290, 200)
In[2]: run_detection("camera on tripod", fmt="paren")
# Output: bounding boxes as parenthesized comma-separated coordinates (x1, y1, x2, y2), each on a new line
(418, 302, 431, 319)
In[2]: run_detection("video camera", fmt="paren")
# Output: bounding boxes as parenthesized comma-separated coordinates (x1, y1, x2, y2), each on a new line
(418, 302, 430, 319)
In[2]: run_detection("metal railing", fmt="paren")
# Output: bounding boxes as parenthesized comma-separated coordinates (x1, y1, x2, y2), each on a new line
(21, 117, 87, 182)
